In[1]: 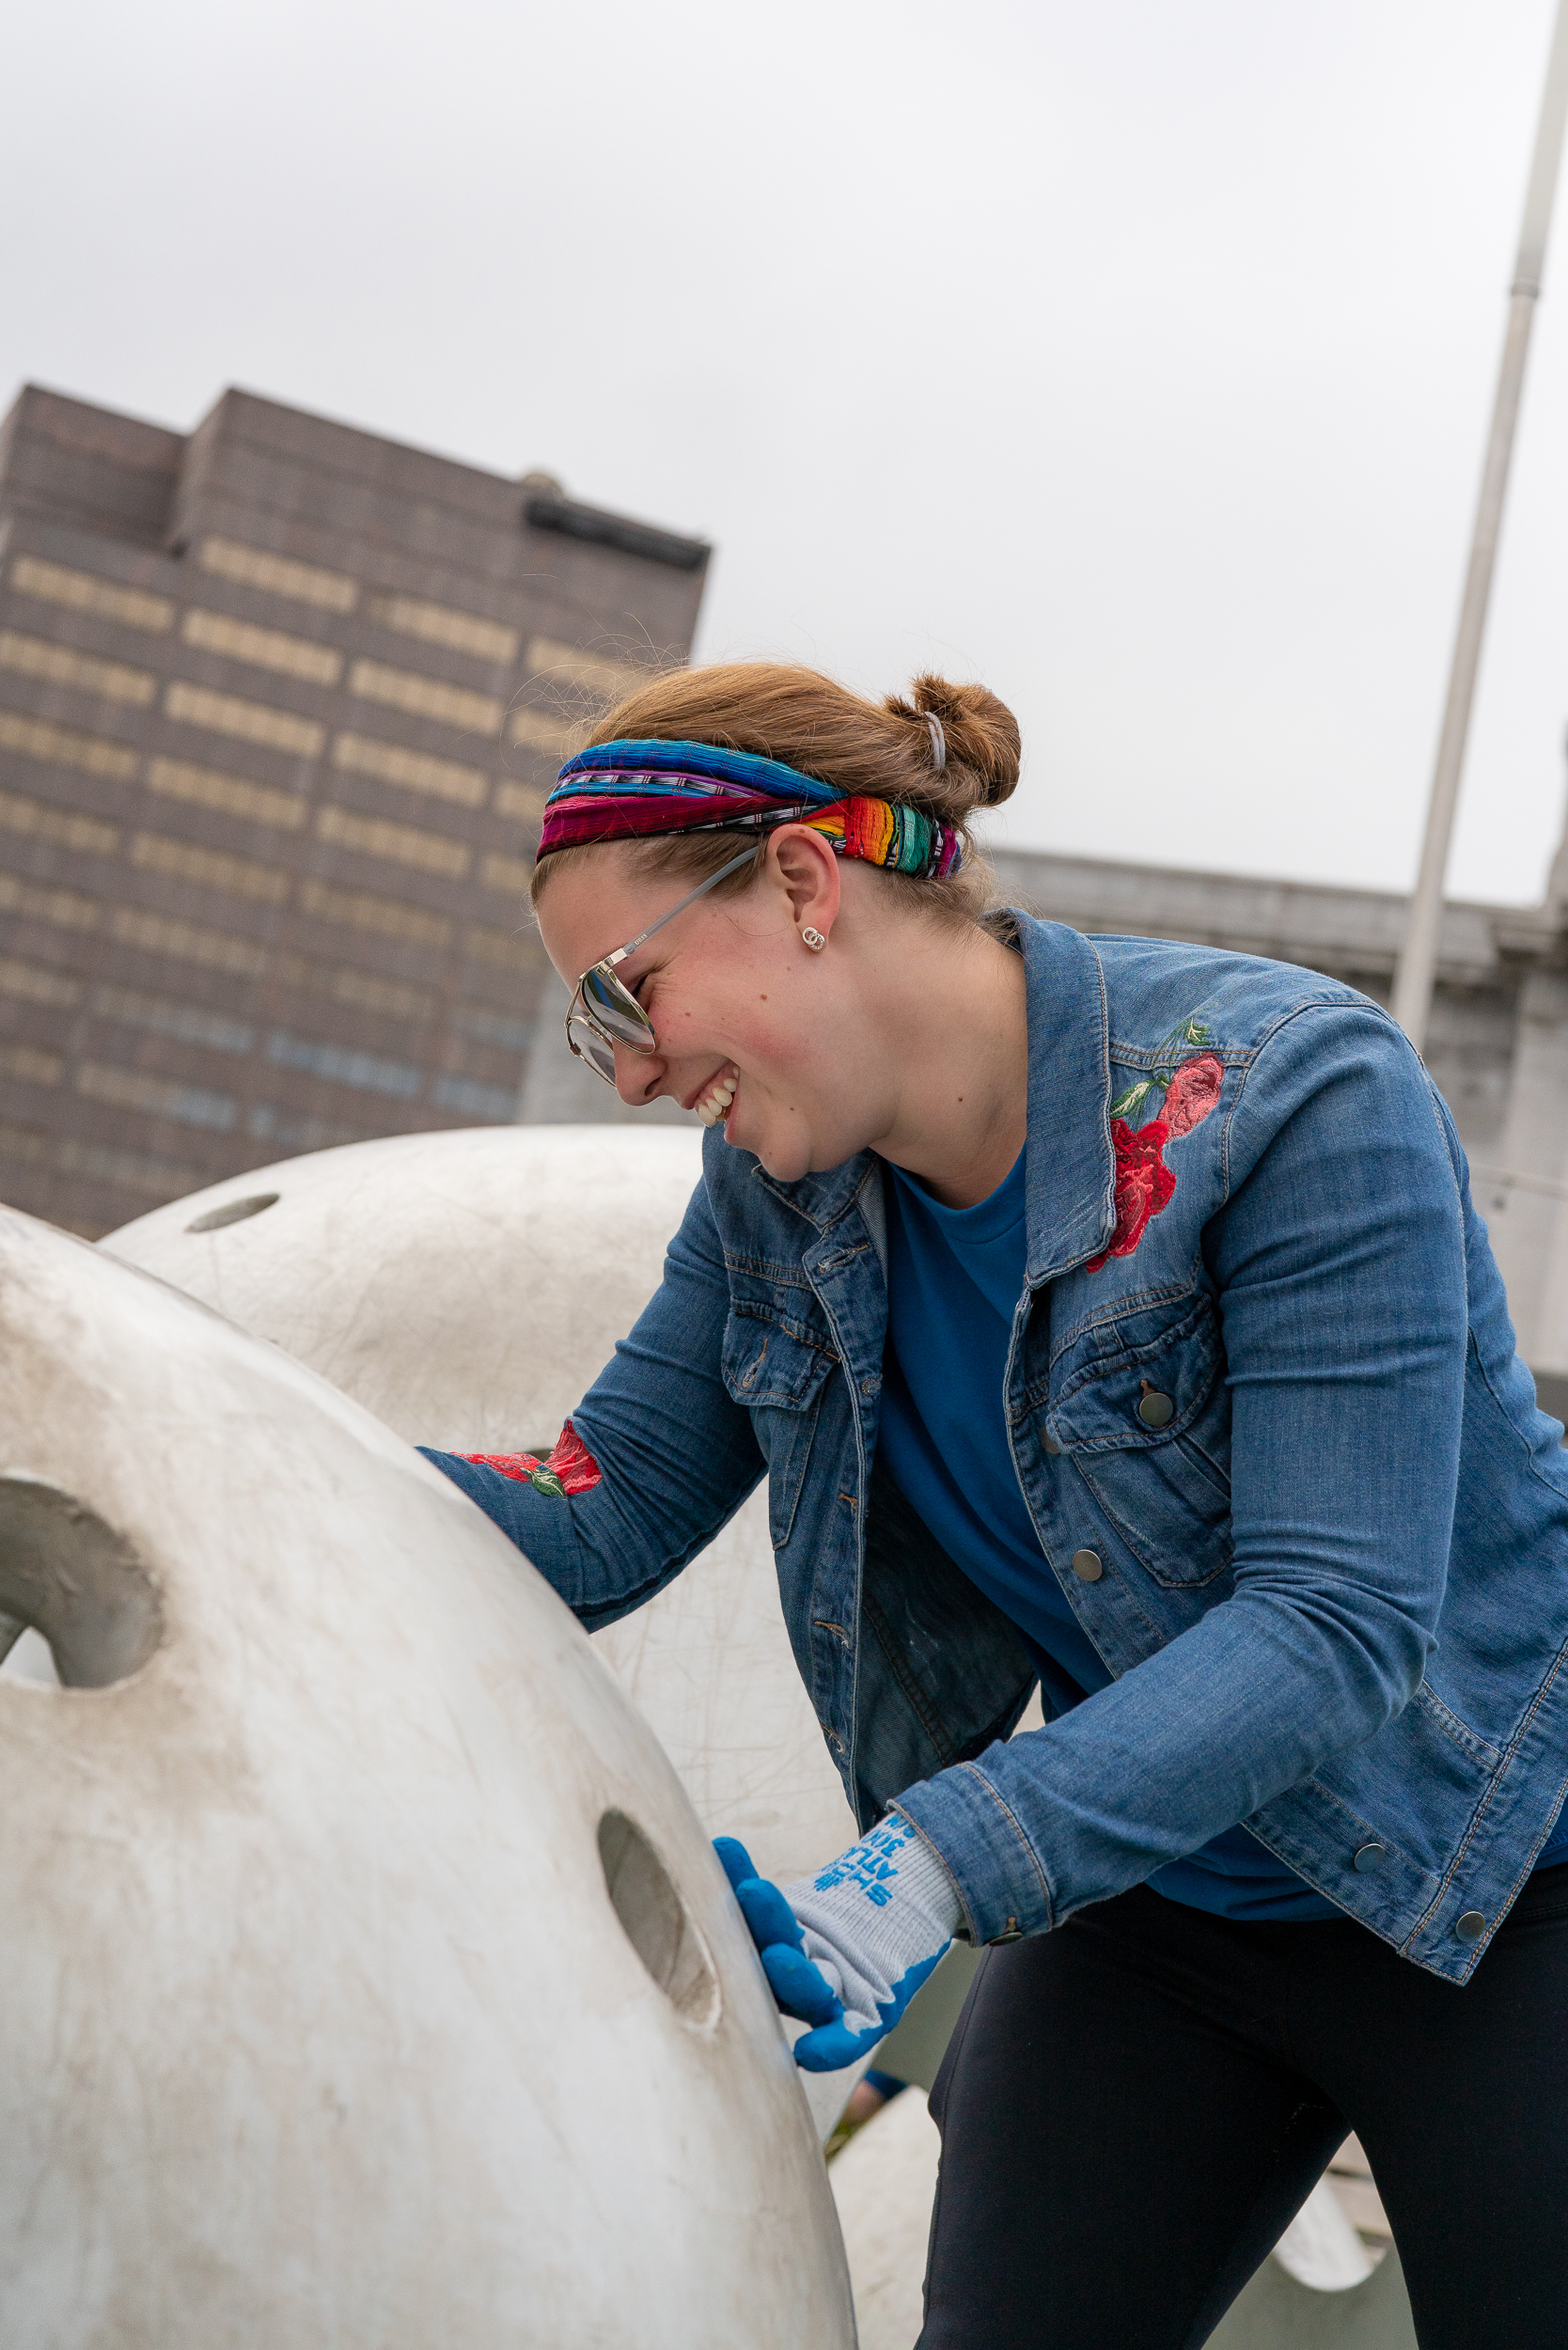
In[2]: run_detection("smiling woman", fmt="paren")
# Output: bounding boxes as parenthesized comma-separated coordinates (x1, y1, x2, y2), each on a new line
(428, 657, 1568, 2350)
(527, 664, 1027, 1188)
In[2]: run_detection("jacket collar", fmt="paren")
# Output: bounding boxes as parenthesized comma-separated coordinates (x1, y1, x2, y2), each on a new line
(747, 911, 1115, 1278)
(749, 1149, 878, 1240)
(1015, 913, 1116, 1286)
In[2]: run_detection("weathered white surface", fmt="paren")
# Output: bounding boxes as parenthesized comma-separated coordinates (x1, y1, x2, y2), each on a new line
(102, 1127, 865, 2138)
(1273, 2178, 1376, 2292)
(0, 1206, 854, 2347)
(102, 1126, 859, 1888)
(830, 2087, 940, 2350)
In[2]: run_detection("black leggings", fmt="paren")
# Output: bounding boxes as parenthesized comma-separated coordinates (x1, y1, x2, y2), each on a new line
(921, 1862, 1568, 2350)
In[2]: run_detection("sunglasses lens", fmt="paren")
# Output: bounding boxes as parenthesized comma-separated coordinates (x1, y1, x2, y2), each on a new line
(566, 1013, 619, 1084)
(580, 965, 655, 1053)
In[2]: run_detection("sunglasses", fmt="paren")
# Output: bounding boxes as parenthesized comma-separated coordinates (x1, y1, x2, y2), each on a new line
(564, 843, 761, 1085)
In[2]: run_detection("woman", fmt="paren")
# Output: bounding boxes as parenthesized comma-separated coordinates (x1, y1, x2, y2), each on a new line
(427, 662, 1568, 2349)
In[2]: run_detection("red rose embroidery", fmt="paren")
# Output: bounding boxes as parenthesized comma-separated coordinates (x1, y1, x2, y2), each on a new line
(545, 1420, 603, 1495)
(1162, 1051, 1225, 1138)
(1090, 1031, 1223, 1274)
(1086, 1118, 1177, 1275)
(460, 1417, 602, 1498)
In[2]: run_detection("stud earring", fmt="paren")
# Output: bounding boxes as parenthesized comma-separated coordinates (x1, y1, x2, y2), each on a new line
(801, 927, 826, 952)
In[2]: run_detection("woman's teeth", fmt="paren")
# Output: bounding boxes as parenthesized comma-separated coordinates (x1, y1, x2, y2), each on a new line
(694, 1073, 737, 1127)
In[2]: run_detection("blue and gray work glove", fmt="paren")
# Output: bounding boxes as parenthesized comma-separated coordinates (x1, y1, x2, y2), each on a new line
(715, 1814, 962, 2072)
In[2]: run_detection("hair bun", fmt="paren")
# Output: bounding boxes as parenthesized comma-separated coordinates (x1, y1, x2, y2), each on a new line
(886, 674, 1021, 811)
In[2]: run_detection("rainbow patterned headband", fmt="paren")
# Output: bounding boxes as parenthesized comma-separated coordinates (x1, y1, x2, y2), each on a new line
(538, 738, 963, 880)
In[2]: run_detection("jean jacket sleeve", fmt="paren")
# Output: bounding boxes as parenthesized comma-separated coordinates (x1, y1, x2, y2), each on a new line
(895, 1005, 1472, 1941)
(422, 1172, 763, 1628)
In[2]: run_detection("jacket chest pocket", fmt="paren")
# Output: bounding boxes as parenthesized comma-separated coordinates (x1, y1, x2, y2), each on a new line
(1049, 1296, 1232, 1588)
(721, 1312, 838, 1550)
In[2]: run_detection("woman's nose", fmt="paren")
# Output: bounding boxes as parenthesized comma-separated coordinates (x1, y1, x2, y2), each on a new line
(613, 1041, 666, 1107)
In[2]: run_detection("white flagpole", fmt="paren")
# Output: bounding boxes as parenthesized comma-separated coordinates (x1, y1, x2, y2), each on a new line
(1391, 0, 1568, 1050)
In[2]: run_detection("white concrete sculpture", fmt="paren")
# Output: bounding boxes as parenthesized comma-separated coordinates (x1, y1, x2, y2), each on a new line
(830, 2087, 943, 2350)
(0, 1204, 854, 2346)
(103, 1126, 865, 2138)
(102, 1127, 859, 1889)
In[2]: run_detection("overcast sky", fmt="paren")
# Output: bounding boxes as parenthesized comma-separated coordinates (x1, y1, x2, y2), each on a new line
(4, 2, 1567, 905)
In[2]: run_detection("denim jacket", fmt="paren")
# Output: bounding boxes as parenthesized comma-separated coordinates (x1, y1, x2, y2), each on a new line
(432, 915, 1568, 1986)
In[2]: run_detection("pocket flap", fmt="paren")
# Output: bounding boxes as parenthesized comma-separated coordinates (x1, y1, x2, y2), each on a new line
(1049, 1293, 1221, 1453)
(721, 1311, 838, 1410)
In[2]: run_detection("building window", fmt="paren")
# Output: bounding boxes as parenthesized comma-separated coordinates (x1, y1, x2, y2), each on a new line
(479, 850, 533, 898)
(0, 705, 139, 782)
(76, 1061, 239, 1133)
(508, 706, 574, 757)
(348, 659, 502, 740)
(9, 556, 173, 634)
(0, 956, 82, 1010)
(330, 729, 488, 809)
(0, 630, 155, 707)
(451, 1004, 533, 1051)
(274, 952, 435, 1024)
(55, 1136, 202, 1198)
(0, 1119, 50, 1165)
(108, 905, 269, 979)
(431, 1072, 517, 1120)
(296, 877, 451, 948)
(197, 538, 357, 615)
(493, 778, 548, 822)
(316, 804, 470, 878)
(525, 634, 651, 704)
(0, 1042, 62, 1088)
(130, 832, 290, 905)
(265, 1029, 423, 1099)
(368, 594, 518, 666)
(146, 756, 307, 831)
(90, 985, 254, 1056)
(181, 607, 342, 688)
(165, 680, 324, 759)
(0, 869, 100, 932)
(247, 1104, 361, 1152)
(464, 922, 541, 973)
(0, 785, 118, 857)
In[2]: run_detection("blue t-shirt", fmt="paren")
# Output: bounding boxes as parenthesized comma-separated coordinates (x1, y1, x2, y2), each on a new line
(878, 1148, 1568, 1922)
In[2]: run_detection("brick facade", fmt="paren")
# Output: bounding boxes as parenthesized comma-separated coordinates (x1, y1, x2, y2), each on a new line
(0, 385, 707, 1233)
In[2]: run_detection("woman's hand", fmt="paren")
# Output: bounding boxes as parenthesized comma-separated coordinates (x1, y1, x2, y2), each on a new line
(715, 1816, 961, 2071)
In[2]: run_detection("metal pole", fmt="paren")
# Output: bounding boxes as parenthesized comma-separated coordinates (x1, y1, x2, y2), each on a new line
(1391, 0, 1568, 1050)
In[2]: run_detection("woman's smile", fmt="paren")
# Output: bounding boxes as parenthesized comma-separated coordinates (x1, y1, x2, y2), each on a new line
(689, 1066, 738, 1127)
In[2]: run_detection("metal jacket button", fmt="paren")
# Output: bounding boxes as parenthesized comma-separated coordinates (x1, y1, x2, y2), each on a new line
(988, 1921, 1023, 1945)
(1072, 1549, 1103, 1582)
(1043, 1434, 1061, 1456)
(1353, 1843, 1387, 1873)
(1455, 1910, 1486, 1943)
(1137, 1389, 1175, 1429)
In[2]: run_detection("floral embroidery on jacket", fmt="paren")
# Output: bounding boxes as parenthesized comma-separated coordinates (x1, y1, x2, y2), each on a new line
(1086, 1022, 1225, 1275)
(460, 1418, 602, 1499)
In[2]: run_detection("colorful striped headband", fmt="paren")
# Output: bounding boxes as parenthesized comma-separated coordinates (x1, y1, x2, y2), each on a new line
(538, 738, 963, 880)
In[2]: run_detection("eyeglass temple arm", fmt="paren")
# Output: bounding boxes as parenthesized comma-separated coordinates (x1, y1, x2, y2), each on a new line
(602, 844, 761, 969)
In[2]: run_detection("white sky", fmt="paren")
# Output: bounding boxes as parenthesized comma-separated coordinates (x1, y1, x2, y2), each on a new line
(4, 1, 1567, 905)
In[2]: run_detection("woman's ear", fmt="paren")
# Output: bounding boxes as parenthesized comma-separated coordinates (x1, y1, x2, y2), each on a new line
(769, 825, 842, 940)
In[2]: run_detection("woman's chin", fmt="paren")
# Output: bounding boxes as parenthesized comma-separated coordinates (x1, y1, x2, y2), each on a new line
(746, 1126, 813, 1184)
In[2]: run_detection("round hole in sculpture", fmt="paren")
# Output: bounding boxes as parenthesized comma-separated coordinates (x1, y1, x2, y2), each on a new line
(598, 1809, 720, 2028)
(186, 1191, 280, 1234)
(0, 1478, 162, 1688)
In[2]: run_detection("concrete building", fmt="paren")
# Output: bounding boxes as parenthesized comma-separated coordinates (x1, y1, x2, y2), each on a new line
(0, 384, 708, 1234)
(522, 832, 1568, 1410)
